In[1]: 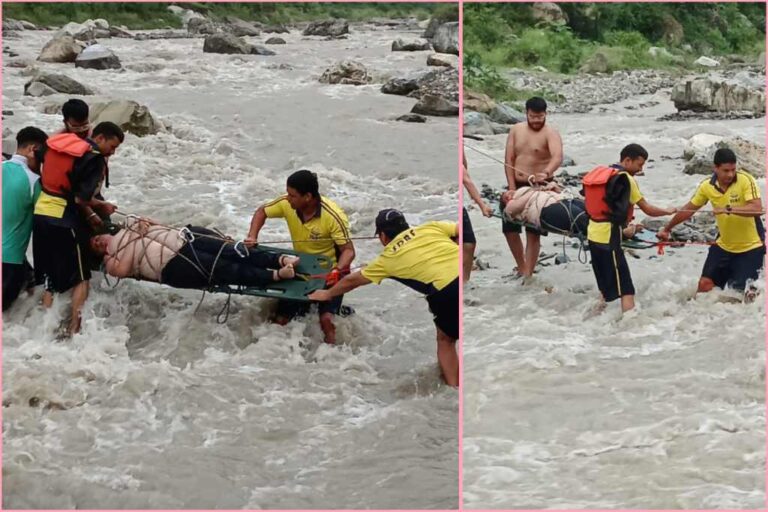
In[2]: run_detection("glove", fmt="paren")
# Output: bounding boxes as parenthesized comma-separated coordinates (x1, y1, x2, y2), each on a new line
(325, 266, 350, 287)
(325, 268, 341, 286)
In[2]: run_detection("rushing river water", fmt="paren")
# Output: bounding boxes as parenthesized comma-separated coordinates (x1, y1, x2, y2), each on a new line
(3, 22, 458, 509)
(463, 90, 765, 509)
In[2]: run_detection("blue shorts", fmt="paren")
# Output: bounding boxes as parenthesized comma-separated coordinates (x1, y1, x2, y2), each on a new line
(701, 244, 765, 290)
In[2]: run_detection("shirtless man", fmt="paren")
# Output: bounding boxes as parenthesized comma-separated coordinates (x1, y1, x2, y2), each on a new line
(90, 219, 298, 288)
(501, 97, 563, 277)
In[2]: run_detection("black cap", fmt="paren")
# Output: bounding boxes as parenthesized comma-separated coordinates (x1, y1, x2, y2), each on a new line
(374, 208, 408, 235)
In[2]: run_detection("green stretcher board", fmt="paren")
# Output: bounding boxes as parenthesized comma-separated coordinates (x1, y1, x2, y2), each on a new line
(208, 245, 334, 302)
(487, 204, 660, 249)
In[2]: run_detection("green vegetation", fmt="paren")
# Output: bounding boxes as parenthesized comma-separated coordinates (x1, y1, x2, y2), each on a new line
(465, 2, 765, 98)
(3, 2, 457, 30)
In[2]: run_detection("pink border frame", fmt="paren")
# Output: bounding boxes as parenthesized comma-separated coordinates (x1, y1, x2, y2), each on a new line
(2, 0, 767, 511)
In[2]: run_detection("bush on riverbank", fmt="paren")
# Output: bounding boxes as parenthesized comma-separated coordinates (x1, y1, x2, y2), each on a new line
(464, 2, 764, 101)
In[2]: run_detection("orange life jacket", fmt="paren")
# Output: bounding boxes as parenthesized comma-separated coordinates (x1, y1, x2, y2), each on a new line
(582, 166, 634, 225)
(40, 133, 97, 197)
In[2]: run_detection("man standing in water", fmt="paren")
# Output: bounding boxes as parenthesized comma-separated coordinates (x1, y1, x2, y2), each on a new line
(585, 144, 676, 313)
(658, 148, 764, 297)
(245, 170, 355, 344)
(2, 127, 48, 310)
(33, 122, 123, 335)
(501, 97, 563, 277)
(309, 209, 459, 387)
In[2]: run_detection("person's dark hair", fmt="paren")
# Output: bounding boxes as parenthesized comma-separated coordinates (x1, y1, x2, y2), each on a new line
(525, 96, 547, 113)
(92, 121, 125, 143)
(714, 147, 737, 166)
(287, 169, 320, 199)
(375, 208, 410, 239)
(381, 223, 409, 240)
(62, 99, 89, 122)
(620, 143, 648, 162)
(16, 126, 48, 149)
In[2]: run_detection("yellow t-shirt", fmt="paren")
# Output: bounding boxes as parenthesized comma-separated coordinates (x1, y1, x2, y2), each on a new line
(587, 172, 644, 244)
(263, 195, 350, 263)
(361, 221, 459, 295)
(690, 171, 764, 253)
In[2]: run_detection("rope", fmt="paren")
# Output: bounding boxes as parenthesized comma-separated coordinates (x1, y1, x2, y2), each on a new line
(465, 144, 531, 176)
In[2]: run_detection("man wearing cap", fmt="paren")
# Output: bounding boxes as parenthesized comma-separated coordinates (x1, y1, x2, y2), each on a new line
(245, 169, 355, 344)
(309, 209, 459, 387)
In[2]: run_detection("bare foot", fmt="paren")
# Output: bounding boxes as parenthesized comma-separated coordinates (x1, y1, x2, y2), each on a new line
(278, 264, 295, 280)
(280, 254, 300, 267)
(583, 300, 607, 320)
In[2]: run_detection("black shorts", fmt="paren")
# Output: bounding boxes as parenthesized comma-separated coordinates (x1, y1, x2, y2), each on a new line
(462, 207, 476, 245)
(589, 226, 634, 302)
(426, 277, 459, 340)
(2, 260, 34, 311)
(32, 218, 91, 294)
(500, 182, 548, 236)
(702, 244, 765, 290)
(276, 293, 344, 319)
(540, 199, 588, 238)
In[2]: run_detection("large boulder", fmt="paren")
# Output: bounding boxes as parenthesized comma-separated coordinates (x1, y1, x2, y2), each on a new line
(203, 33, 251, 54)
(319, 60, 371, 85)
(55, 20, 106, 41)
(463, 90, 495, 113)
(89, 100, 164, 137)
(411, 68, 458, 102)
(432, 22, 458, 55)
(580, 51, 609, 74)
(531, 3, 568, 25)
(263, 25, 290, 34)
(489, 103, 524, 125)
(109, 26, 133, 38)
(671, 74, 765, 114)
(381, 69, 440, 96)
(694, 56, 720, 67)
(464, 111, 495, 136)
(303, 19, 349, 38)
(188, 17, 218, 35)
(411, 94, 458, 117)
(75, 44, 121, 70)
(167, 5, 206, 27)
(265, 37, 286, 45)
(24, 73, 95, 95)
(24, 82, 58, 97)
(250, 45, 276, 56)
(396, 114, 427, 123)
(20, 20, 39, 30)
(422, 18, 441, 39)
(683, 135, 765, 177)
(391, 38, 430, 52)
(427, 53, 458, 68)
(224, 16, 260, 37)
(683, 134, 728, 160)
(3, 19, 25, 32)
(38, 35, 84, 63)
